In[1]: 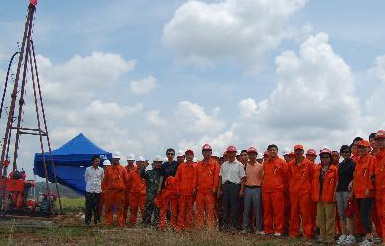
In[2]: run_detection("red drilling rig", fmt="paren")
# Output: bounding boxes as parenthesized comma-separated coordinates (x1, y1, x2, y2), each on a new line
(0, 0, 62, 217)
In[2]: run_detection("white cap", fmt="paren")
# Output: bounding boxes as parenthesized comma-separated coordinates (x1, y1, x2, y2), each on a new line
(154, 155, 163, 162)
(257, 153, 263, 159)
(176, 150, 185, 157)
(103, 160, 111, 166)
(112, 151, 122, 159)
(212, 151, 219, 157)
(127, 153, 135, 161)
(136, 156, 145, 162)
(282, 148, 290, 156)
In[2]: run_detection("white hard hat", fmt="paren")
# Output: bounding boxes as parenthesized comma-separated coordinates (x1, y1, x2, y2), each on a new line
(257, 153, 263, 159)
(127, 153, 135, 161)
(176, 150, 185, 157)
(103, 160, 111, 166)
(282, 148, 290, 156)
(154, 155, 163, 162)
(212, 151, 219, 157)
(136, 156, 145, 162)
(112, 151, 122, 159)
(193, 157, 197, 162)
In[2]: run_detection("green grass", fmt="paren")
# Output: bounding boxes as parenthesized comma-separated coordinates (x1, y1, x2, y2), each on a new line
(59, 197, 85, 213)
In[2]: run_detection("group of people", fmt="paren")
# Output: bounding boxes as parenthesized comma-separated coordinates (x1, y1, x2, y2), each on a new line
(83, 129, 385, 246)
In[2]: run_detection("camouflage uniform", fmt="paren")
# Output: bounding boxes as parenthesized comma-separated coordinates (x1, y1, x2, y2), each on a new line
(140, 166, 161, 226)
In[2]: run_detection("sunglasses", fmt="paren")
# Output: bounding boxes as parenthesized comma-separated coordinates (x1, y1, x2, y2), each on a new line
(341, 151, 350, 154)
(321, 156, 330, 159)
(166, 153, 175, 156)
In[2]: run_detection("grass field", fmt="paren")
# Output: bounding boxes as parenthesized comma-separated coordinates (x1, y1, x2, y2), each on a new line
(0, 198, 314, 246)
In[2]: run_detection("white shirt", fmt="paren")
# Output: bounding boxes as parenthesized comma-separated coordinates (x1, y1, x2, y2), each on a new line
(85, 166, 104, 193)
(220, 160, 246, 184)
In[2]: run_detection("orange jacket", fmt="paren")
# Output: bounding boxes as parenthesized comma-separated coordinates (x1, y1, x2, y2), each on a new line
(262, 156, 289, 192)
(164, 176, 179, 198)
(175, 162, 197, 196)
(354, 154, 375, 198)
(288, 157, 313, 195)
(312, 165, 338, 202)
(103, 164, 128, 191)
(127, 167, 146, 195)
(375, 149, 385, 196)
(196, 158, 220, 193)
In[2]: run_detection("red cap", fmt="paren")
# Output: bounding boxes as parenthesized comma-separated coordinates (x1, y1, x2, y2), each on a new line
(306, 149, 317, 156)
(320, 148, 331, 155)
(30, 0, 37, 5)
(226, 145, 237, 153)
(247, 147, 258, 154)
(358, 140, 370, 147)
(202, 144, 212, 151)
(263, 151, 269, 157)
(185, 149, 194, 155)
(294, 145, 304, 150)
(376, 130, 385, 139)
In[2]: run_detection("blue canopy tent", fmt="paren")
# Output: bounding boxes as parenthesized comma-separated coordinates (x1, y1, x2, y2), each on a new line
(33, 133, 111, 195)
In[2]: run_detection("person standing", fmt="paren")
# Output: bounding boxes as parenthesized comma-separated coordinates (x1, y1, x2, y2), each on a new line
(335, 145, 355, 245)
(103, 153, 128, 227)
(99, 159, 111, 218)
(288, 145, 313, 238)
(84, 155, 104, 225)
(374, 130, 385, 245)
(218, 145, 246, 232)
(313, 148, 338, 244)
(262, 144, 289, 236)
(176, 149, 197, 231)
(241, 147, 263, 234)
(195, 144, 220, 230)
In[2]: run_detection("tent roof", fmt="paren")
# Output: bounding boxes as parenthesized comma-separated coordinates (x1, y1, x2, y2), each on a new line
(50, 133, 110, 156)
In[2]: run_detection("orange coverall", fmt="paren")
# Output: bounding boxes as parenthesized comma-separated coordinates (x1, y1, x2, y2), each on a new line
(375, 149, 385, 241)
(288, 157, 314, 238)
(262, 156, 289, 234)
(195, 158, 220, 229)
(159, 176, 179, 230)
(127, 167, 147, 226)
(123, 165, 134, 223)
(103, 164, 128, 227)
(176, 162, 197, 231)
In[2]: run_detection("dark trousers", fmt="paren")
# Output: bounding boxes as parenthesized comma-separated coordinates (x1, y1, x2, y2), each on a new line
(222, 182, 240, 228)
(85, 192, 101, 224)
(357, 198, 374, 233)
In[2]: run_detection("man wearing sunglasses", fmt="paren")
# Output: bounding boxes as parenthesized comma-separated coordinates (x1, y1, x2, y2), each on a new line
(158, 148, 180, 194)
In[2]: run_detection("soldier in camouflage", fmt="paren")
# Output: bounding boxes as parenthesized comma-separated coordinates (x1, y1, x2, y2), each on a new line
(140, 155, 163, 227)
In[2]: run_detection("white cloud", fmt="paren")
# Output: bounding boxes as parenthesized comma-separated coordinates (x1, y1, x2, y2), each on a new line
(163, 0, 308, 71)
(129, 75, 158, 95)
(145, 110, 166, 127)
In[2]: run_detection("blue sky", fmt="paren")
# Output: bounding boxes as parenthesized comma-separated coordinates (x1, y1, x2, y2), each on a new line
(1, 0, 385, 176)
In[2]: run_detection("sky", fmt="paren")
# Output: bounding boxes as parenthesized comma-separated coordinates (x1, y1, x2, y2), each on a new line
(1, 0, 385, 177)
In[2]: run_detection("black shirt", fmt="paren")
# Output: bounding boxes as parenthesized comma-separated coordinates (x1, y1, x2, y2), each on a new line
(160, 160, 179, 188)
(336, 158, 355, 192)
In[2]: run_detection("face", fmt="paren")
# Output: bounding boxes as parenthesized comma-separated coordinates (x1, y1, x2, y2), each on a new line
(320, 154, 331, 165)
(340, 149, 351, 160)
(267, 147, 278, 158)
(240, 152, 248, 163)
(306, 154, 316, 162)
(166, 151, 175, 161)
(202, 150, 212, 159)
(351, 141, 359, 154)
(369, 138, 377, 149)
(283, 155, 291, 162)
(154, 161, 162, 169)
(112, 158, 120, 165)
(127, 160, 135, 166)
(93, 158, 101, 166)
(228, 151, 237, 161)
(331, 152, 340, 164)
(136, 161, 143, 169)
(358, 146, 369, 156)
(294, 149, 304, 158)
(185, 152, 194, 162)
(177, 156, 185, 163)
(247, 152, 257, 162)
(376, 138, 385, 149)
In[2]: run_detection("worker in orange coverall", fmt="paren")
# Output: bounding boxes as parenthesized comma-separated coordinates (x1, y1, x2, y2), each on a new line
(305, 149, 318, 234)
(159, 176, 179, 230)
(288, 145, 314, 238)
(195, 144, 220, 230)
(374, 130, 385, 243)
(127, 156, 147, 226)
(176, 149, 197, 231)
(103, 153, 128, 227)
(100, 159, 111, 217)
(123, 154, 135, 224)
(262, 144, 289, 236)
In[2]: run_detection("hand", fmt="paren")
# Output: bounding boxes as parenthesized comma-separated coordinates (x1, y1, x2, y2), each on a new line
(217, 190, 222, 199)
(365, 188, 370, 197)
(348, 181, 353, 191)
(212, 188, 216, 195)
(239, 190, 245, 198)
